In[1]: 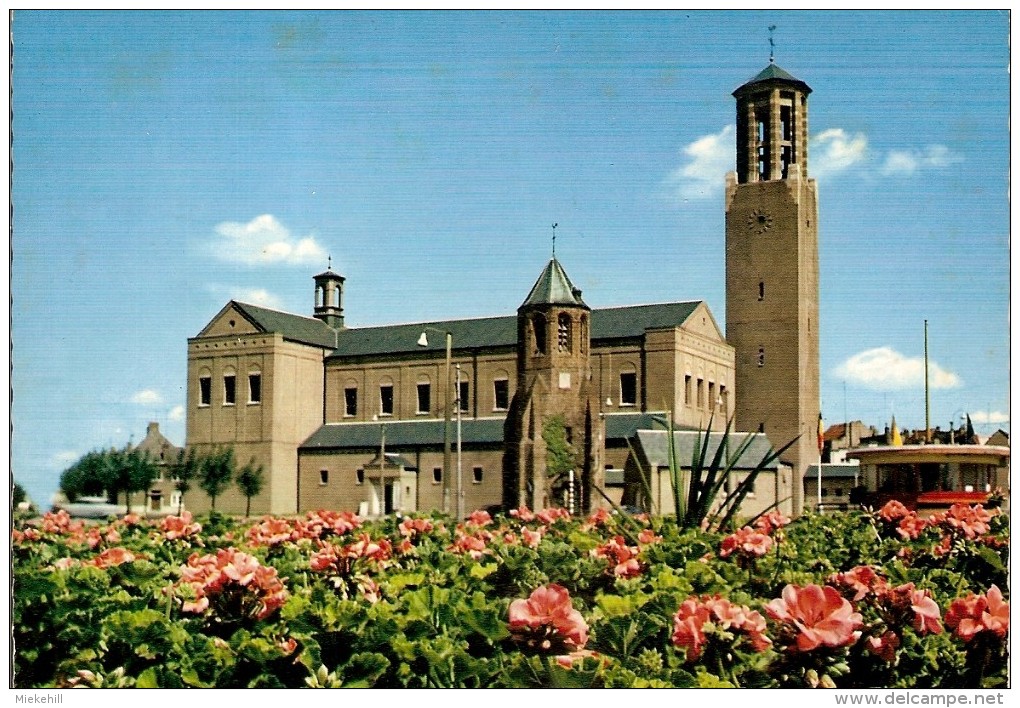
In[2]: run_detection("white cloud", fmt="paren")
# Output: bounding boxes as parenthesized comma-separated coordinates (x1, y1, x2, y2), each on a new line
(810, 128, 868, 179)
(970, 410, 1009, 425)
(666, 125, 734, 200)
(211, 214, 326, 266)
(834, 347, 961, 390)
(880, 144, 963, 176)
(131, 389, 164, 405)
(169, 405, 185, 422)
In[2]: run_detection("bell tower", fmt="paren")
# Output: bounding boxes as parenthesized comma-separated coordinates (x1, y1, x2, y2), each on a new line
(725, 62, 819, 516)
(313, 261, 345, 329)
(503, 258, 604, 512)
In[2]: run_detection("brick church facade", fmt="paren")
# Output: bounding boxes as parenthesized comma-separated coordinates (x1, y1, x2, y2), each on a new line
(184, 61, 819, 520)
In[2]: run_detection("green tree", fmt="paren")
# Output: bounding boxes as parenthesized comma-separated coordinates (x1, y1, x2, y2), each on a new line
(542, 414, 577, 480)
(124, 448, 158, 513)
(235, 457, 265, 518)
(59, 450, 112, 502)
(171, 447, 202, 515)
(199, 447, 236, 512)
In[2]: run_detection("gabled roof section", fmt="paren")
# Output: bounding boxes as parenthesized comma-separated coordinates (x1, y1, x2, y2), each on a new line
(590, 301, 703, 340)
(325, 301, 711, 360)
(734, 62, 811, 96)
(204, 301, 338, 349)
(300, 418, 507, 450)
(334, 315, 518, 358)
(520, 258, 587, 308)
(635, 430, 782, 471)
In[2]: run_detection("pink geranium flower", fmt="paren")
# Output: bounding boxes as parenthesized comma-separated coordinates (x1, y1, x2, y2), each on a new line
(896, 513, 928, 541)
(161, 511, 202, 541)
(879, 500, 910, 523)
(467, 509, 492, 527)
(246, 517, 296, 546)
(593, 535, 643, 578)
(829, 565, 888, 602)
(719, 526, 773, 559)
(178, 547, 287, 621)
(509, 506, 536, 522)
(508, 584, 588, 654)
(865, 630, 900, 663)
(765, 584, 863, 653)
(90, 547, 136, 568)
(672, 595, 772, 662)
(535, 507, 571, 525)
(936, 503, 994, 540)
(945, 585, 1009, 641)
(754, 510, 791, 535)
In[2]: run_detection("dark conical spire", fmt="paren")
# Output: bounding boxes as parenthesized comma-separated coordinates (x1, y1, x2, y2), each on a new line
(520, 258, 587, 308)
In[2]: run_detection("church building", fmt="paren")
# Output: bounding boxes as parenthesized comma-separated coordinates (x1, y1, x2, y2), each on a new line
(184, 61, 819, 520)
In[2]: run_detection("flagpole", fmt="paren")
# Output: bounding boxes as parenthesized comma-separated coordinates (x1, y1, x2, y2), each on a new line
(924, 320, 931, 443)
(817, 412, 823, 513)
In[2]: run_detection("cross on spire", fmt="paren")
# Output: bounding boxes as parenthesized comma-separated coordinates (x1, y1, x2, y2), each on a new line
(768, 25, 777, 63)
(327, 254, 332, 270)
(552, 223, 558, 258)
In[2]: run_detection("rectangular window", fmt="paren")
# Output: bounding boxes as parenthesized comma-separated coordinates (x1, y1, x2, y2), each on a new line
(356, 469, 364, 485)
(344, 387, 358, 417)
(432, 467, 442, 484)
(493, 379, 509, 410)
(319, 469, 329, 486)
(684, 375, 692, 406)
(380, 385, 394, 416)
(458, 380, 469, 413)
(696, 378, 704, 408)
(708, 382, 715, 410)
(719, 385, 728, 413)
(223, 375, 236, 405)
(248, 373, 262, 404)
(619, 372, 637, 407)
(199, 376, 211, 406)
(473, 466, 484, 484)
(416, 383, 431, 414)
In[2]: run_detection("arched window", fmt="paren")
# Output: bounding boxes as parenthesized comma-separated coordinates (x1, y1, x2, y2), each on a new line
(558, 313, 572, 353)
(532, 313, 547, 355)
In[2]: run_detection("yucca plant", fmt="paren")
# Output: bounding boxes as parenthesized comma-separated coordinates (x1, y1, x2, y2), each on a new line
(652, 412, 798, 531)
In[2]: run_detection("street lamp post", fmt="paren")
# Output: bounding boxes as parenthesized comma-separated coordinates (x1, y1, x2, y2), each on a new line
(418, 328, 453, 515)
(455, 363, 464, 521)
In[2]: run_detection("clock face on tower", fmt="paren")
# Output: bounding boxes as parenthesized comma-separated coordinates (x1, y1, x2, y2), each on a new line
(747, 209, 773, 234)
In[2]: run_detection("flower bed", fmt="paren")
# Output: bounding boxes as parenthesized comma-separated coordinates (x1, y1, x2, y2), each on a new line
(11, 501, 1009, 688)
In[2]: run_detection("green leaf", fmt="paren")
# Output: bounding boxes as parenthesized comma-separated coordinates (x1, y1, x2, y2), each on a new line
(469, 562, 498, 580)
(135, 667, 159, 688)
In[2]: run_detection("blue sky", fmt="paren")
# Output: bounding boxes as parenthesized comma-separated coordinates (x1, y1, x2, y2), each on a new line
(10, 11, 1010, 506)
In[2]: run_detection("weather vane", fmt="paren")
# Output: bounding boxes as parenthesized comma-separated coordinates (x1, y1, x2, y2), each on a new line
(768, 25, 776, 63)
(551, 223, 558, 258)
(327, 254, 332, 270)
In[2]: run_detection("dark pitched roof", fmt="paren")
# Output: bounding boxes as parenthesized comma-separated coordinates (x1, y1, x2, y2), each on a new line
(734, 62, 811, 96)
(634, 430, 782, 471)
(233, 301, 338, 349)
(604, 411, 695, 440)
(806, 463, 861, 480)
(300, 418, 507, 451)
(520, 258, 587, 308)
(326, 301, 704, 360)
(334, 315, 517, 359)
(590, 301, 701, 340)
(314, 268, 345, 281)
